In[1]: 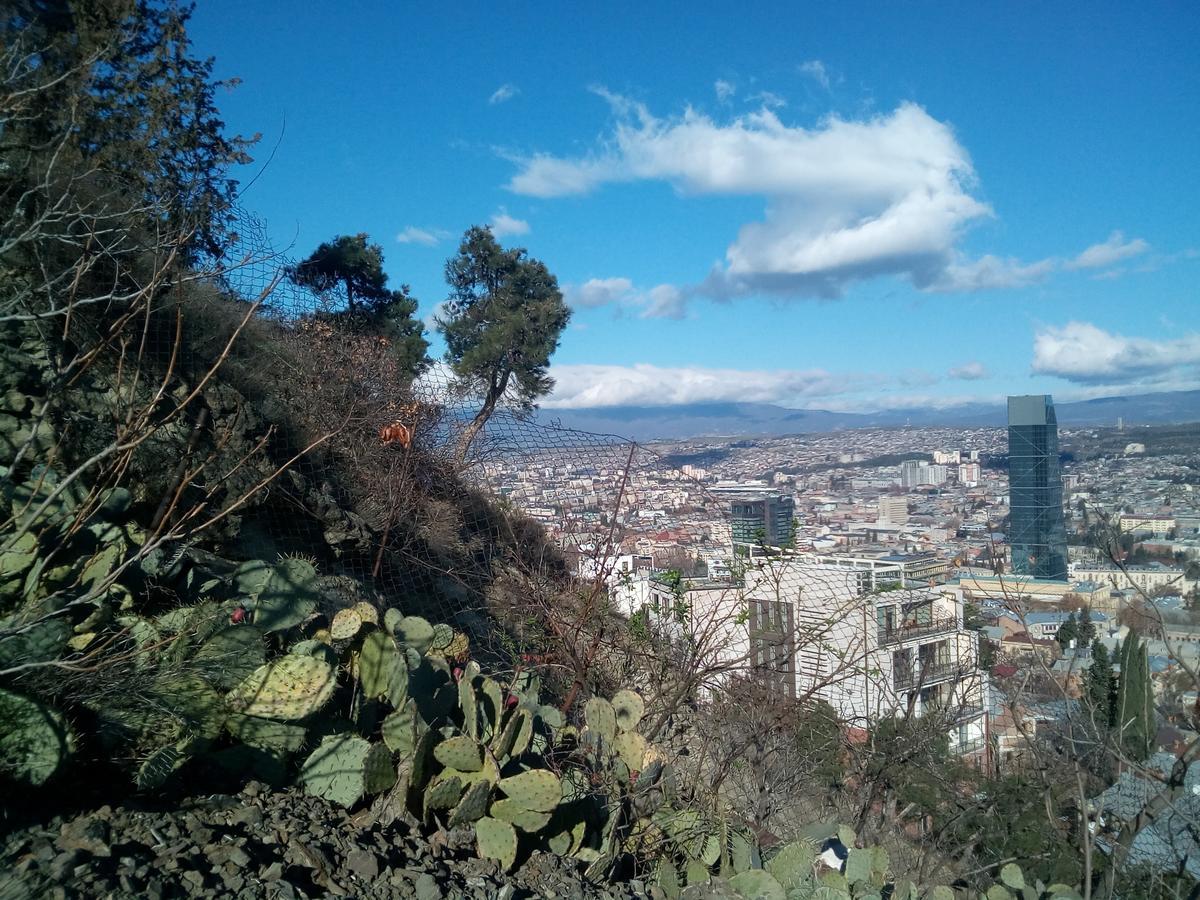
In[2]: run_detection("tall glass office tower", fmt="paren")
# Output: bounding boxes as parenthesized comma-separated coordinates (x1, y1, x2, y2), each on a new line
(1007, 395, 1068, 580)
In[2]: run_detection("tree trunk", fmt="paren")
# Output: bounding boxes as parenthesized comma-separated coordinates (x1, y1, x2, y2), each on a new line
(456, 372, 510, 462)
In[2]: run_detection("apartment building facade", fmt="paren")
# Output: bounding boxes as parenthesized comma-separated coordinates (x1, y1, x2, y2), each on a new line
(633, 558, 987, 759)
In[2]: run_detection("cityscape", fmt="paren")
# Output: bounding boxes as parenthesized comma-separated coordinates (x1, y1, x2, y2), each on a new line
(487, 397, 1200, 770)
(5, 3, 1200, 897)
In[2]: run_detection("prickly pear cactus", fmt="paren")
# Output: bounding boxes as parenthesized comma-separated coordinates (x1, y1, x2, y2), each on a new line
(243, 558, 320, 632)
(329, 607, 363, 642)
(0, 688, 72, 785)
(611, 689, 645, 732)
(300, 734, 395, 808)
(499, 769, 562, 812)
(475, 816, 518, 871)
(226, 655, 336, 720)
(584, 697, 617, 743)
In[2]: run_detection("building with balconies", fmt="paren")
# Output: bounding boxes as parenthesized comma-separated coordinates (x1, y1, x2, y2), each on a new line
(619, 555, 988, 760)
(738, 559, 987, 758)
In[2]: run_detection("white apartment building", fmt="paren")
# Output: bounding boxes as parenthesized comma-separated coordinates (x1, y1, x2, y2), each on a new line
(899, 460, 948, 489)
(1117, 515, 1175, 538)
(634, 558, 987, 758)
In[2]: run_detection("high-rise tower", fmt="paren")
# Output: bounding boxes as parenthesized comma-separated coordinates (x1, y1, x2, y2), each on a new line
(1007, 395, 1068, 580)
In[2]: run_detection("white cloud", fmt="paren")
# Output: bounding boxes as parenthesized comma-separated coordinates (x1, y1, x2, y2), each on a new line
(489, 83, 519, 105)
(1066, 230, 1149, 270)
(948, 361, 989, 381)
(507, 97, 1005, 306)
(1032, 321, 1200, 385)
(925, 254, 1057, 292)
(563, 277, 688, 319)
(505, 91, 1156, 312)
(489, 209, 530, 238)
(543, 362, 860, 408)
(396, 226, 450, 246)
(564, 277, 636, 309)
(748, 90, 787, 109)
(798, 59, 831, 89)
(714, 79, 736, 102)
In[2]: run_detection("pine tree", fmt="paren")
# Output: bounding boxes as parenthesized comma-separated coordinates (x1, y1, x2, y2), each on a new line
(1116, 631, 1153, 761)
(1056, 612, 1079, 650)
(1078, 606, 1096, 644)
(1083, 640, 1115, 727)
(438, 227, 570, 456)
(292, 234, 430, 377)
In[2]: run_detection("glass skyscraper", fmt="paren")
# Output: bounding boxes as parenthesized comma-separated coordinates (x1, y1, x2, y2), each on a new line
(1007, 395, 1068, 580)
(730, 494, 796, 557)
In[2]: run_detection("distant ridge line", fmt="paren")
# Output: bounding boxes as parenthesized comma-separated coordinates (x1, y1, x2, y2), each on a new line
(534, 389, 1200, 441)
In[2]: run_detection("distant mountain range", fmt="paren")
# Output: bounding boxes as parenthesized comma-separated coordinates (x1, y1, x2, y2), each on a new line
(534, 390, 1200, 442)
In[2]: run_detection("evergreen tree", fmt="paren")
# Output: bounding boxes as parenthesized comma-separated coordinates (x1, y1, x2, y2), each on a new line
(5, 0, 254, 260)
(1116, 631, 1154, 761)
(1083, 640, 1115, 727)
(1077, 606, 1096, 644)
(438, 227, 570, 456)
(1056, 612, 1079, 650)
(292, 234, 430, 377)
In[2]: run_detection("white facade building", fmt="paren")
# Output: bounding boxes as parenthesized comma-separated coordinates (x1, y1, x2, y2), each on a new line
(633, 558, 987, 758)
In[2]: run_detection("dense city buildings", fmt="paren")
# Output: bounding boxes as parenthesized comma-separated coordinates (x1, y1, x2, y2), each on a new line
(484, 419, 1200, 766)
(1007, 395, 1068, 580)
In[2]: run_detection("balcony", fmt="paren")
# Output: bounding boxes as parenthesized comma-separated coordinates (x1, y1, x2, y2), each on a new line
(951, 735, 988, 757)
(879, 616, 958, 646)
(894, 659, 959, 691)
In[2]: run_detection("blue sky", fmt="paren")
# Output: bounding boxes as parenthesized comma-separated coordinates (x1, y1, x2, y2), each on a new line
(190, 2, 1199, 412)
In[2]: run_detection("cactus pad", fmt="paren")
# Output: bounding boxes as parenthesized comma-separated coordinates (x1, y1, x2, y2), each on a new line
(766, 839, 816, 890)
(459, 673, 479, 738)
(728, 870, 787, 900)
(362, 741, 397, 795)
(448, 779, 492, 827)
(433, 734, 484, 772)
(584, 697, 616, 742)
(0, 688, 71, 785)
(431, 622, 454, 650)
(0, 615, 70, 670)
(396, 616, 434, 654)
(299, 737, 392, 805)
(499, 769, 562, 812)
(226, 713, 308, 753)
(490, 798, 552, 832)
(330, 608, 363, 641)
(227, 655, 336, 721)
(611, 689, 645, 732)
(424, 773, 465, 812)
(289, 639, 338, 665)
(443, 630, 470, 662)
(479, 677, 504, 738)
(475, 817, 518, 871)
(135, 740, 189, 791)
(359, 630, 400, 700)
(192, 625, 265, 689)
(251, 558, 320, 632)
(383, 607, 403, 635)
(353, 601, 380, 626)
(382, 701, 419, 754)
(614, 730, 647, 771)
